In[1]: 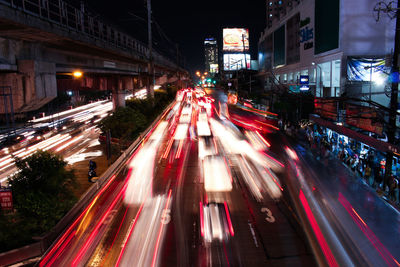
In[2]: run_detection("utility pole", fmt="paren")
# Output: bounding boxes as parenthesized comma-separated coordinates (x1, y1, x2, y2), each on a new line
(176, 44, 181, 90)
(147, 0, 154, 99)
(374, 1, 400, 187)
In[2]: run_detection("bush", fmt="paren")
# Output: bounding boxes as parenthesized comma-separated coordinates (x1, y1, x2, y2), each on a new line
(99, 91, 175, 147)
(10, 151, 77, 232)
(98, 106, 147, 141)
(0, 151, 77, 252)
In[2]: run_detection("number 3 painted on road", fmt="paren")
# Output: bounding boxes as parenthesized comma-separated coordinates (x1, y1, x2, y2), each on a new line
(261, 207, 275, 223)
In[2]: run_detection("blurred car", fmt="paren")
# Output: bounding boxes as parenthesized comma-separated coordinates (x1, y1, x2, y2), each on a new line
(0, 134, 25, 149)
(200, 202, 234, 243)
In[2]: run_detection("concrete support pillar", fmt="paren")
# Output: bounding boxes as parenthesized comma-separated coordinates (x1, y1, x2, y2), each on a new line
(0, 60, 56, 114)
(112, 75, 125, 110)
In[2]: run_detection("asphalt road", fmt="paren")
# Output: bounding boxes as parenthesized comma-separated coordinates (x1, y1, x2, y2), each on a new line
(38, 89, 316, 267)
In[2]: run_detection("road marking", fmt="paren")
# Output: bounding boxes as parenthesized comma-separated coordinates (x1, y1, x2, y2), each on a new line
(121, 219, 135, 248)
(161, 208, 171, 225)
(261, 207, 275, 223)
(248, 221, 259, 248)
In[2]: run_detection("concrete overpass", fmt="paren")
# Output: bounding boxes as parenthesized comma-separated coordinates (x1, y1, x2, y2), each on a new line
(0, 0, 190, 118)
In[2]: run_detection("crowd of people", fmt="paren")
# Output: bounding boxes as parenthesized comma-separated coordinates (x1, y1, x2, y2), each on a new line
(289, 123, 400, 207)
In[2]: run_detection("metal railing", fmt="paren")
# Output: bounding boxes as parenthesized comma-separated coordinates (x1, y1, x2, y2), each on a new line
(0, 0, 178, 69)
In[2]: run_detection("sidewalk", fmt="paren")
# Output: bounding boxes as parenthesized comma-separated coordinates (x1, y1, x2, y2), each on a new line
(287, 126, 400, 212)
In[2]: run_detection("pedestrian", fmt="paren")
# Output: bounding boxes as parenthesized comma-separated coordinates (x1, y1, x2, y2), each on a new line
(389, 175, 397, 201)
(88, 160, 97, 183)
(89, 160, 97, 170)
(374, 171, 383, 189)
(396, 178, 400, 205)
(365, 164, 372, 185)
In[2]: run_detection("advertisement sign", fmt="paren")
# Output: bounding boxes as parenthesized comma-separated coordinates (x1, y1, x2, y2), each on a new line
(314, 98, 337, 120)
(347, 57, 390, 83)
(223, 54, 250, 71)
(346, 104, 383, 135)
(300, 75, 309, 84)
(299, 75, 310, 91)
(210, 64, 219, 74)
(223, 28, 249, 52)
(0, 189, 12, 210)
(299, 0, 315, 61)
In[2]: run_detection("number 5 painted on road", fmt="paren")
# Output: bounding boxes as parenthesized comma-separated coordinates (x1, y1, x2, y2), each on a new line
(161, 209, 171, 225)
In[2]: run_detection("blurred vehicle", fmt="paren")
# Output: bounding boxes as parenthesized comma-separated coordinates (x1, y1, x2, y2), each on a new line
(179, 103, 192, 124)
(0, 134, 25, 150)
(200, 202, 234, 243)
(90, 115, 100, 123)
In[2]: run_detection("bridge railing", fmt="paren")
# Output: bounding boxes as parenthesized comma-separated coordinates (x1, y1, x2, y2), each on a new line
(0, 0, 178, 68)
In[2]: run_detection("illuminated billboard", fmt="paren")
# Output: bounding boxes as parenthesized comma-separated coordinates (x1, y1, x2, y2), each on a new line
(210, 64, 219, 73)
(223, 54, 250, 71)
(347, 57, 389, 84)
(223, 28, 249, 52)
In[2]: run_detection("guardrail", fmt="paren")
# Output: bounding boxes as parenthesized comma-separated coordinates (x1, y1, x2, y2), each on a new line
(0, 101, 175, 266)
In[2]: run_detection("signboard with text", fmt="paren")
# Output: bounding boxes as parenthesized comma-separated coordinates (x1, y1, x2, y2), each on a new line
(299, 1, 315, 60)
(314, 98, 337, 120)
(346, 104, 383, 135)
(0, 189, 13, 210)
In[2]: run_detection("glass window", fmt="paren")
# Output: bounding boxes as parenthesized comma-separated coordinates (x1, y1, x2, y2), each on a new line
(294, 71, 300, 83)
(283, 73, 287, 83)
(332, 59, 341, 88)
(309, 68, 316, 83)
(301, 69, 308, 75)
(288, 72, 293, 83)
(320, 62, 331, 88)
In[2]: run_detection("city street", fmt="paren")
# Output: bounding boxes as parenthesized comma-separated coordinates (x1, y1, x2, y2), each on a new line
(2, 0, 400, 266)
(38, 89, 316, 267)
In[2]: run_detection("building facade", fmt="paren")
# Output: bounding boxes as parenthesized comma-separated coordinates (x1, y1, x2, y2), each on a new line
(259, 0, 396, 108)
(204, 37, 219, 75)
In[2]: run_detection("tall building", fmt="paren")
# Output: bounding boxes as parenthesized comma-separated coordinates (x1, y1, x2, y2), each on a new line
(204, 37, 219, 75)
(259, 0, 395, 108)
(266, 0, 301, 28)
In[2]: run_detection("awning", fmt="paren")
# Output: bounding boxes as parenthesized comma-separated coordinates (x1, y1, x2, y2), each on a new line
(16, 97, 56, 113)
(310, 114, 400, 154)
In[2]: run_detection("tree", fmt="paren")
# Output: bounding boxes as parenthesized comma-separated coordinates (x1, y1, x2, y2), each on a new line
(8, 150, 77, 234)
(98, 106, 147, 141)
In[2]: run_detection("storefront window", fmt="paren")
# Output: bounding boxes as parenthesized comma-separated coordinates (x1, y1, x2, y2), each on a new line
(321, 61, 331, 88)
(288, 72, 293, 83)
(309, 68, 316, 83)
(294, 71, 300, 84)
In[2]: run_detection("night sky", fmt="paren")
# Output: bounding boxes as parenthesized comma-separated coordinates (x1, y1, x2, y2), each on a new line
(84, 0, 266, 75)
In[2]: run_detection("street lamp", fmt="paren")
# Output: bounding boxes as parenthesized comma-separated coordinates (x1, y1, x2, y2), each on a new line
(312, 62, 322, 97)
(73, 71, 83, 78)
